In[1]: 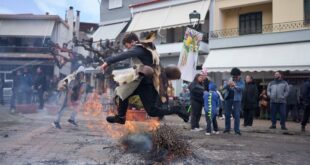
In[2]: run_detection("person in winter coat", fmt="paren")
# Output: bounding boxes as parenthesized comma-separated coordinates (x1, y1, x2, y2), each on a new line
(0, 74, 4, 105)
(100, 33, 189, 124)
(189, 73, 205, 131)
(204, 82, 220, 135)
(286, 84, 300, 122)
(267, 71, 289, 130)
(301, 79, 310, 132)
(242, 75, 258, 127)
(33, 67, 47, 110)
(223, 68, 244, 135)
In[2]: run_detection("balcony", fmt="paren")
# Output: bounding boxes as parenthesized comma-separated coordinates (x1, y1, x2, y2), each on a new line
(209, 20, 310, 49)
(0, 46, 49, 54)
(210, 20, 310, 39)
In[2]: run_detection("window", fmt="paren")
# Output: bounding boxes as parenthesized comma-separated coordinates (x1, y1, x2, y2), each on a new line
(109, 0, 122, 9)
(305, 0, 310, 24)
(166, 27, 186, 43)
(239, 12, 262, 35)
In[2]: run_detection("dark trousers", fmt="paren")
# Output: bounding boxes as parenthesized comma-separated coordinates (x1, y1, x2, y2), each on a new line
(10, 91, 16, 109)
(118, 83, 178, 118)
(225, 100, 241, 133)
(38, 89, 44, 109)
(243, 108, 255, 126)
(190, 99, 203, 129)
(270, 103, 286, 127)
(0, 88, 4, 105)
(286, 104, 300, 122)
(301, 104, 310, 127)
(206, 115, 218, 133)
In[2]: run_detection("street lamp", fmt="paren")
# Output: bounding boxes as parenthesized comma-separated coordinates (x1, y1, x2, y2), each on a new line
(189, 10, 201, 29)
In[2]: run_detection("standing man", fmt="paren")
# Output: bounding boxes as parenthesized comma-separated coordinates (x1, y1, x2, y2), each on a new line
(301, 78, 310, 132)
(223, 67, 244, 135)
(267, 71, 289, 130)
(100, 33, 189, 124)
(242, 75, 258, 127)
(33, 67, 47, 110)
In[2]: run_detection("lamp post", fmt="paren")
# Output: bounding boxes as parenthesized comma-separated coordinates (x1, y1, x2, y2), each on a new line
(189, 10, 201, 30)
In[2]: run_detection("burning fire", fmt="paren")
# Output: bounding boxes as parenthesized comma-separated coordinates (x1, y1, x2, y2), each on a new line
(82, 92, 161, 138)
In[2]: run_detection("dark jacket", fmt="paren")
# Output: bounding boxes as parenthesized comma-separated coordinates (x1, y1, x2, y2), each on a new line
(12, 74, 21, 92)
(286, 85, 298, 105)
(267, 79, 289, 103)
(189, 81, 204, 103)
(105, 45, 153, 84)
(242, 82, 258, 109)
(0, 76, 4, 89)
(203, 79, 210, 91)
(20, 73, 32, 92)
(301, 80, 310, 105)
(34, 73, 47, 91)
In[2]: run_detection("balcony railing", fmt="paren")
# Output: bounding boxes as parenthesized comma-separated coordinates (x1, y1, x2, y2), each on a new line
(0, 46, 49, 54)
(210, 20, 310, 39)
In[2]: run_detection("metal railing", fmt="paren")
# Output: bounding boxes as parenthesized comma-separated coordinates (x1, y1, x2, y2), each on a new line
(0, 46, 49, 53)
(210, 20, 310, 39)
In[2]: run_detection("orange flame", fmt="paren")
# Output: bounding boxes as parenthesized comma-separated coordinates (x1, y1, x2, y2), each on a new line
(83, 92, 161, 138)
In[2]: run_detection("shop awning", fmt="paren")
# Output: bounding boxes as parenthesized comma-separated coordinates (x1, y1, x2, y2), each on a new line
(0, 20, 55, 37)
(92, 22, 128, 41)
(203, 42, 310, 72)
(127, 0, 210, 32)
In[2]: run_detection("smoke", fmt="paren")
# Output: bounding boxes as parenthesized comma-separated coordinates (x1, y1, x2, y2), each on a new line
(120, 133, 153, 154)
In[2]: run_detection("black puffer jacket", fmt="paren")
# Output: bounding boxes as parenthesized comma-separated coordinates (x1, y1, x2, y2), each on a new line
(242, 82, 258, 109)
(189, 81, 204, 103)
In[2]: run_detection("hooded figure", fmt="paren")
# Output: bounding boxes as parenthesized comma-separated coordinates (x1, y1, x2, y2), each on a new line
(204, 82, 220, 118)
(203, 82, 220, 135)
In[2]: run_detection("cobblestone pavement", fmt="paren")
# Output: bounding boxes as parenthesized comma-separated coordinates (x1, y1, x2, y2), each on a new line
(0, 105, 309, 165)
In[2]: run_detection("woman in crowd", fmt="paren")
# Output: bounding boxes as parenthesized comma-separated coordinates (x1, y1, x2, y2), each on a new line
(189, 73, 205, 131)
(242, 75, 258, 127)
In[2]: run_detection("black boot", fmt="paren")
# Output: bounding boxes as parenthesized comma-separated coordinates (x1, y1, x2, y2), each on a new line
(106, 115, 126, 124)
(171, 105, 189, 123)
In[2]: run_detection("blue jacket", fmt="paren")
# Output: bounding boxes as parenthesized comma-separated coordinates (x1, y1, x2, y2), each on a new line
(223, 78, 245, 101)
(203, 83, 220, 118)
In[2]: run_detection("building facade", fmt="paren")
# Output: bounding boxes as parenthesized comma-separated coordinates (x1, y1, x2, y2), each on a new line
(96, 0, 211, 95)
(204, 0, 310, 90)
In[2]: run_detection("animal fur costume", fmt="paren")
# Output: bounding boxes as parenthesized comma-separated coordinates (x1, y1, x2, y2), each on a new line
(112, 34, 181, 104)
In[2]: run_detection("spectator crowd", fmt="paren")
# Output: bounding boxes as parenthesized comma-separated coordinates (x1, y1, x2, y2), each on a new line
(178, 68, 310, 134)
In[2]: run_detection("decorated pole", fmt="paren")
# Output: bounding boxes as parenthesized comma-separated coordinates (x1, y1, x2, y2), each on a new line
(178, 27, 203, 82)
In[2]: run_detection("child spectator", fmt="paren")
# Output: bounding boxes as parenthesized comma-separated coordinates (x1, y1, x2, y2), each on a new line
(204, 82, 220, 135)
